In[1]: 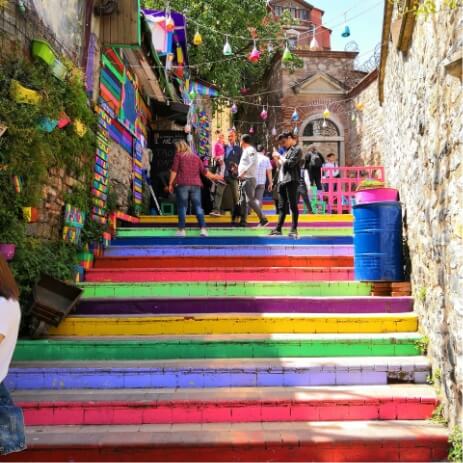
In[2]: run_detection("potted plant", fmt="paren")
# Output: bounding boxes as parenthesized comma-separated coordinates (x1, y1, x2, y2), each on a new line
(31, 39, 56, 66)
(355, 180, 399, 204)
(0, 222, 23, 261)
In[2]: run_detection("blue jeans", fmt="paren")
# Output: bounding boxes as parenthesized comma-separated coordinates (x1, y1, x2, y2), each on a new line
(176, 185, 206, 229)
(0, 382, 26, 455)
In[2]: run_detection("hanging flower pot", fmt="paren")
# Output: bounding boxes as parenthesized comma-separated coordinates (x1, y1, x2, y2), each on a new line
(38, 117, 58, 133)
(57, 112, 71, 129)
(31, 39, 56, 65)
(74, 119, 87, 138)
(51, 58, 68, 81)
(0, 244, 16, 261)
(23, 207, 39, 223)
(10, 79, 42, 105)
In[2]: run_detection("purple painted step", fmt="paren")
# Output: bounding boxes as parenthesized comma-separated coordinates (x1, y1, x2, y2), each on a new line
(76, 297, 414, 316)
(7, 357, 430, 391)
(104, 245, 354, 258)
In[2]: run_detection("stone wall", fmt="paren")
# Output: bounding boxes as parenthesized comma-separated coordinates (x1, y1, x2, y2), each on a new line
(352, 4, 463, 426)
(107, 141, 133, 213)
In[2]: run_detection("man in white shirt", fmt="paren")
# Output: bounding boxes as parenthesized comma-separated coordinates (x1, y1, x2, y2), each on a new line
(237, 135, 269, 227)
(254, 144, 273, 207)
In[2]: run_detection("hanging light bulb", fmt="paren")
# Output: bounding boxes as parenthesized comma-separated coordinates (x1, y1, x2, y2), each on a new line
(249, 126, 255, 134)
(193, 30, 203, 46)
(260, 107, 268, 121)
(282, 44, 293, 63)
(231, 103, 238, 114)
(341, 14, 351, 38)
(322, 119, 328, 128)
(248, 40, 261, 63)
(309, 36, 321, 51)
(267, 41, 274, 53)
(223, 36, 233, 56)
(271, 126, 277, 136)
(291, 109, 299, 122)
(323, 107, 331, 119)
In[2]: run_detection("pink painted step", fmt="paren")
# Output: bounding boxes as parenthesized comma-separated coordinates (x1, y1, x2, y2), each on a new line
(15, 385, 437, 426)
(85, 267, 355, 283)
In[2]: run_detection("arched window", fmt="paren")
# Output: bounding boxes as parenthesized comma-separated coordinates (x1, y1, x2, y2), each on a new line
(303, 119, 339, 137)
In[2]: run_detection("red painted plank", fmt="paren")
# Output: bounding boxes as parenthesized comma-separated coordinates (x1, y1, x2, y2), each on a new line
(93, 255, 354, 269)
(19, 398, 437, 426)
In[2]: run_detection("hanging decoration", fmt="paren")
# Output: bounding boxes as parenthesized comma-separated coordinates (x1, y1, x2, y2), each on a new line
(293, 125, 299, 135)
(184, 124, 192, 133)
(165, 9, 176, 32)
(341, 15, 351, 38)
(189, 89, 197, 101)
(282, 44, 293, 63)
(193, 30, 203, 46)
(355, 102, 365, 111)
(260, 107, 268, 121)
(323, 107, 331, 119)
(74, 119, 88, 138)
(197, 110, 211, 162)
(322, 119, 328, 128)
(267, 42, 274, 53)
(351, 112, 356, 122)
(240, 87, 249, 95)
(309, 36, 321, 51)
(223, 36, 233, 56)
(291, 109, 300, 122)
(249, 126, 255, 134)
(248, 40, 261, 63)
(271, 126, 277, 136)
(231, 103, 238, 114)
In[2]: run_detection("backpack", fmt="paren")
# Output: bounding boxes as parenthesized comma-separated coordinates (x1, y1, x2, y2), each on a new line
(309, 152, 323, 168)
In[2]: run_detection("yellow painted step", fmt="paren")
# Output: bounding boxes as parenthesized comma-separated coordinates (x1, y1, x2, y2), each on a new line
(139, 214, 353, 224)
(49, 313, 418, 336)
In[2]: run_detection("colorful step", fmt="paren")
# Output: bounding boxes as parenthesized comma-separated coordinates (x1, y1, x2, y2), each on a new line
(14, 385, 438, 426)
(103, 244, 354, 257)
(6, 357, 430, 390)
(14, 333, 422, 361)
(78, 281, 371, 299)
(4, 421, 448, 462)
(109, 236, 354, 246)
(76, 296, 414, 315)
(116, 227, 354, 238)
(47, 313, 418, 337)
(139, 214, 353, 225)
(94, 255, 354, 269)
(85, 267, 355, 282)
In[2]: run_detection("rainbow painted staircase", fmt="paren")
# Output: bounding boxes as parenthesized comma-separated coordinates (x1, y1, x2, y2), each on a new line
(6, 206, 448, 462)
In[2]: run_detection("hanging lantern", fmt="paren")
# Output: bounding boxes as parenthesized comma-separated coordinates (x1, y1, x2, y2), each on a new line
(260, 107, 268, 121)
(282, 45, 293, 63)
(351, 112, 356, 122)
(309, 37, 321, 51)
(341, 25, 351, 38)
(223, 36, 233, 56)
(291, 109, 299, 122)
(267, 42, 274, 53)
(189, 89, 197, 101)
(322, 119, 328, 128)
(187, 133, 193, 143)
(271, 126, 277, 136)
(184, 124, 192, 133)
(248, 41, 261, 63)
(355, 102, 365, 111)
(166, 13, 175, 32)
(249, 126, 255, 134)
(323, 107, 331, 119)
(240, 87, 249, 95)
(231, 103, 238, 114)
(193, 30, 203, 46)
(293, 125, 299, 135)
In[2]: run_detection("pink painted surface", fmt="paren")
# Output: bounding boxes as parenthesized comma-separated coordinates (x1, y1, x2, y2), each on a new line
(355, 188, 399, 205)
(321, 166, 386, 214)
(85, 267, 355, 282)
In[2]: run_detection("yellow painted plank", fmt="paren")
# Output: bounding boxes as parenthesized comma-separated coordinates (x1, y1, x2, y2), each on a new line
(49, 313, 418, 336)
(139, 214, 353, 224)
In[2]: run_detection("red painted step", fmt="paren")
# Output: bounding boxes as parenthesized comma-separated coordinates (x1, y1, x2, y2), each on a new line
(5, 421, 448, 462)
(94, 255, 354, 269)
(15, 385, 438, 426)
(85, 267, 355, 282)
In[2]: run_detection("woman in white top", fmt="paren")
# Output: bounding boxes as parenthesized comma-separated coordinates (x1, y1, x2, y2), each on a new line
(0, 255, 26, 455)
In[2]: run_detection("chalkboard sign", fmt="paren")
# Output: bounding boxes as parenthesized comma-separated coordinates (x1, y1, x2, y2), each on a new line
(151, 131, 186, 174)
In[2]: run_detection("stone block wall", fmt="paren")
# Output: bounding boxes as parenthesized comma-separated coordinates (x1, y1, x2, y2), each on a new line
(108, 141, 133, 213)
(351, 5, 463, 426)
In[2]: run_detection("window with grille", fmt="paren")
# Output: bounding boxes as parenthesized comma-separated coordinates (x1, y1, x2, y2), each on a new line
(303, 119, 339, 137)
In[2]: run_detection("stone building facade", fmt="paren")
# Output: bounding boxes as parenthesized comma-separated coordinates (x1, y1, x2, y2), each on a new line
(349, 1, 463, 426)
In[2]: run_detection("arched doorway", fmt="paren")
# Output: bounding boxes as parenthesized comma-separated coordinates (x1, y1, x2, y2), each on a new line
(300, 116, 345, 165)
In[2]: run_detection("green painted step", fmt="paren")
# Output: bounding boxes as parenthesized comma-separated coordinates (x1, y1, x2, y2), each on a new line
(116, 228, 353, 238)
(14, 333, 421, 361)
(79, 281, 372, 299)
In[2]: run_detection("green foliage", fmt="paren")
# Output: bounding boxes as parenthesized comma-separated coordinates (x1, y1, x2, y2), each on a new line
(448, 426, 462, 463)
(427, 367, 442, 386)
(417, 286, 427, 303)
(142, 0, 299, 98)
(430, 403, 448, 425)
(415, 335, 429, 355)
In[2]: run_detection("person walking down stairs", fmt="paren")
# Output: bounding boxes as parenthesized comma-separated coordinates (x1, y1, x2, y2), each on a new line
(271, 131, 304, 238)
(237, 134, 269, 228)
(168, 140, 222, 237)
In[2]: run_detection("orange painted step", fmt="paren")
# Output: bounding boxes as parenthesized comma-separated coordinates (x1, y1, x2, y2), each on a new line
(94, 255, 354, 270)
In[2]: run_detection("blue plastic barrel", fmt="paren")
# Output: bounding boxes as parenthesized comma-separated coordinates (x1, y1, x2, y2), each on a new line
(353, 201, 404, 281)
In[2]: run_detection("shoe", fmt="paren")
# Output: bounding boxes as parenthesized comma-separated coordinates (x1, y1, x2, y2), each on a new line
(200, 228, 208, 237)
(269, 229, 282, 236)
(238, 221, 247, 227)
(258, 218, 269, 228)
(210, 210, 221, 217)
(288, 229, 298, 238)
(176, 229, 186, 237)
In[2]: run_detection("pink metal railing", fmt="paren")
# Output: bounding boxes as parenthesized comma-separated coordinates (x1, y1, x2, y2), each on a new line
(320, 166, 385, 214)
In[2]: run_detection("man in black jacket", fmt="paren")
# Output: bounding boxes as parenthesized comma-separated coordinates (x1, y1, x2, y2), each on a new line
(270, 132, 303, 238)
